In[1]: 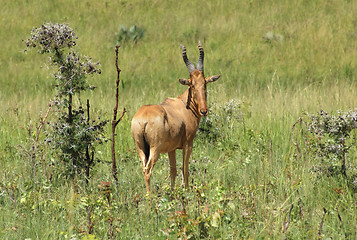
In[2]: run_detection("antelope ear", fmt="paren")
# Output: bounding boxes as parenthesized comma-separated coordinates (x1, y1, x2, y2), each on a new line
(206, 75, 221, 83)
(179, 78, 191, 86)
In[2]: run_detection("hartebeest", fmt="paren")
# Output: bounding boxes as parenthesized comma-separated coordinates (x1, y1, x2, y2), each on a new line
(131, 41, 220, 193)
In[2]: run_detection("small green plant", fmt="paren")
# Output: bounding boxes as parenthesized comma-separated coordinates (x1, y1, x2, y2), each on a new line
(149, 182, 236, 239)
(115, 25, 145, 44)
(25, 23, 108, 180)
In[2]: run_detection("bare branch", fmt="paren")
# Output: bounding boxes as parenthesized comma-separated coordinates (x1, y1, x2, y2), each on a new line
(111, 44, 126, 184)
(115, 108, 127, 127)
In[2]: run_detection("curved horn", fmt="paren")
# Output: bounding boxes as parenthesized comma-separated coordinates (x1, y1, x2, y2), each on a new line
(180, 44, 195, 74)
(196, 41, 204, 72)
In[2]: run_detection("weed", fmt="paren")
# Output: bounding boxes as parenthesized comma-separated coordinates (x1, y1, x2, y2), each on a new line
(25, 23, 108, 180)
(115, 25, 145, 45)
(294, 109, 357, 188)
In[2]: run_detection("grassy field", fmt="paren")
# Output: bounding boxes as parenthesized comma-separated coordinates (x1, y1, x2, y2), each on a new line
(1, 0, 357, 239)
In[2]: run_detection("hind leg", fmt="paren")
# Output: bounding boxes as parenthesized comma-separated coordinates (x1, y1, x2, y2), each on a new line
(133, 140, 148, 172)
(133, 139, 152, 193)
(143, 147, 160, 194)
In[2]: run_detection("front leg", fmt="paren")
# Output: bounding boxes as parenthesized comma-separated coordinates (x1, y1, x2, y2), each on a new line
(168, 150, 177, 191)
(182, 143, 193, 188)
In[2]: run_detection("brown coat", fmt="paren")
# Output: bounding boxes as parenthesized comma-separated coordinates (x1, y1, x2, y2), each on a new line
(131, 43, 220, 193)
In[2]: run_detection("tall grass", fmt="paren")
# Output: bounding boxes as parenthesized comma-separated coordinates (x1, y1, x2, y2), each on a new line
(1, 0, 357, 239)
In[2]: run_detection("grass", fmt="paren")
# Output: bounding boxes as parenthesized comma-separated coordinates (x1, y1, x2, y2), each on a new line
(1, 0, 357, 239)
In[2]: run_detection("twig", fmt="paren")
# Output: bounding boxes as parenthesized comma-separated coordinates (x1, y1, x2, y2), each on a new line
(336, 206, 347, 238)
(318, 207, 327, 239)
(111, 44, 126, 185)
(297, 189, 304, 218)
(291, 116, 303, 160)
(155, 207, 159, 235)
(85, 99, 91, 184)
(291, 113, 310, 161)
(282, 204, 294, 233)
(3, 185, 16, 204)
(32, 101, 55, 178)
(87, 206, 94, 234)
(341, 142, 347, 177)
(258, 188, 300, 237)
(32, 101, 55, 163)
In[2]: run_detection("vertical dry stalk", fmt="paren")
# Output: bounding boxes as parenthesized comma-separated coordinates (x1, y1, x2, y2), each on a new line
(282, 204, 294, 233)
(296, 190, 304, 218)
(336, 206, 347, 238)
(32, 101, 55, 178)
(87, 206, 94, 234)
(32, 101, 54, 163)
(291, 113, 309, 162)
(154, 206, 159, 235)
(318, 207, 327, 239)
(85, 99, 92, 184)
(111, 44, 127, 184)
(291, 116, 302, 160)
(341, 139, 347, 177)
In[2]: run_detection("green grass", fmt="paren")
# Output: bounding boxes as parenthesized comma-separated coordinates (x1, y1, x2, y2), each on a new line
(1, 0, 357, 239)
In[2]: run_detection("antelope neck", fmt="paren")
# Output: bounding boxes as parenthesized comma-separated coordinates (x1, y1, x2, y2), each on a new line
(179, 87, 201, 120)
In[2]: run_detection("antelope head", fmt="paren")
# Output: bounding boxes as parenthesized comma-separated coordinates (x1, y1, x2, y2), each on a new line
(179, 41, 220, 116)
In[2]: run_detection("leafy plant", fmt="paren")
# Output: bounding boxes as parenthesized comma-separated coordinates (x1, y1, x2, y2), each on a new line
(115, 25, 145, 44)
(25, 23, 108, 180)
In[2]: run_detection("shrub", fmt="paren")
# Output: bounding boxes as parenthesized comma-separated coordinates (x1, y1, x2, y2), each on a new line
(294, 109, 357, 185)
(198, 99, 243, 143)
(25, 23, 107, 180)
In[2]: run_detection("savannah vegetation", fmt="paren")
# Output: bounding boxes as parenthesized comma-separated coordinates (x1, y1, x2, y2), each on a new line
(1, 0, 357, 239)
